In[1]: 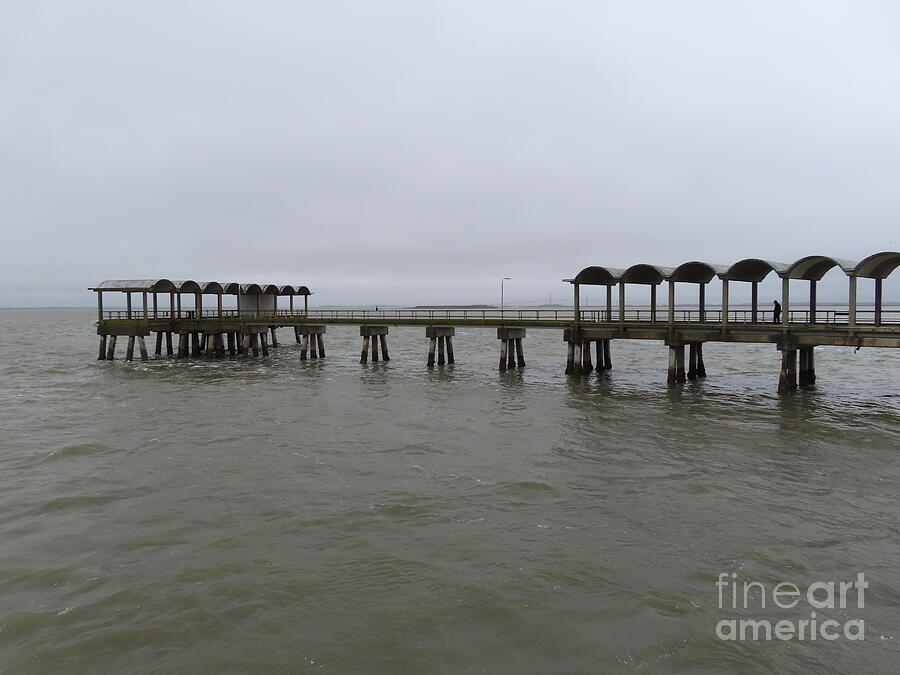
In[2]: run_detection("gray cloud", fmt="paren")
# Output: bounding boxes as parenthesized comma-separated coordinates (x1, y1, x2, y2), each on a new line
(2, 0, 899, 306)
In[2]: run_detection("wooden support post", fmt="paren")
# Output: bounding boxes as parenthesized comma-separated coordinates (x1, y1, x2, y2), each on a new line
(98, 335, 107, 360)
(107, 335, 117, 360)
(582, 340, 593, 372)
(565, 340, 574, 374)
(778, 348, 798, 394)
(437, 335, 445, 365)
(142, 292, 148, 319)
(573, 282, 580, 322)
(137, 336, 148, 361)
(126, 292, 132, 319)
(260, 333, 269, 356)
(428, 337, 437, 367)
(361, 335, 370, 363)
(380, 334, 390, 361)
(687, 343, 697, 380)
(317, 334, 325, 358)
(572, 341, 583, 375)
(675, 344, 686, 383)
(300, 334, 309, 360)
(603, 339, 612, 370)
(227, 332, 235, 355)
(606, 285, 612, 322)
(618, 284, 626, 323)
(371, 333, 380, 362)
(217, 294, 223, 317)
(506, 338, 515, 369)
(799, 348, 809, 387)
(696, 343, 706, 378)
(199, 333, 208, 354)
(154, 332, 162, 356)
(166, 332, 173, 356)
(596, 340, 604, 371)
(178, 333, 188, 358)
(97, 291, 103, 321)
(270, 326, 278, 347)
(441, 335, 449, 363)
(126, 335, 135, 362)
(667, 346, 677, 385)
(191, 332, 201, 356)
(176, 293, 181, 318)
(309, 333, 318, 358)
(848, 276, 857, 329)
(250, 333, 259, 357)
(650, 285, 657, 322)
(515, 337, 525, 368)
(499, 338, 508, 371)
(808, 346, 816, 384)
(294, 326, 301, 343)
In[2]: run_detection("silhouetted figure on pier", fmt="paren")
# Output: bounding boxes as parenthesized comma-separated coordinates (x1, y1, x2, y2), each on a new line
(773, 300, 781, 324)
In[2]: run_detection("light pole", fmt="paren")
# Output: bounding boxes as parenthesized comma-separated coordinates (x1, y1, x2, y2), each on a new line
(501, 277, 511, 316)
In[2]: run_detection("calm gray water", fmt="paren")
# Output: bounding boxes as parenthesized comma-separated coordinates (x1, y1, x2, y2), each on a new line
(2, 309, 899, 674)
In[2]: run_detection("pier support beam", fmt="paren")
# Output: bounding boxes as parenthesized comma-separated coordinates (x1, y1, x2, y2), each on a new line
(426, 326, 455, 367)
(564, 329, 609, 375)
(106, 335, 117, 360)
(687, 343, 706, 380)
(667, 344, 687, 384)
(498, 327, 526, 370)
(98, 335, 107, 360)
(270, 326, 279, 348)
(360, 325, 389, 364)
(778, 345, 798, 394)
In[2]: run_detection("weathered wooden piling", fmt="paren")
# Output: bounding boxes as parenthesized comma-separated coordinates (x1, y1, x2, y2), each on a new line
(426, 327, 455, 367)
(667, 344, 687, 384)
(687, 343, 706, 380)
(296, 325, 326, 361)
(98, 335, 107, 360)
(270, 326, 278, 348)
(106, 335, 117, 360)
(798, 346, 816, 387)
(360, 325, 389, 364)
(498, 327, 526, 371)
(778, 345, 798, 393)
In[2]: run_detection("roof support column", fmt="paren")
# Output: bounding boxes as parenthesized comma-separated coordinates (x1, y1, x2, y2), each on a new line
(618, 283, 625, 324)
(751, 282, 758, 323)
(273, 295, 278, 318)
(781, 277, 790, 326)
(176, 293, 181, 319)
(721, 279, 729, 326)
(606, 286, 612, 322)
(152, 292, 158, 318)
(875, 278, 883, 326)
(195, 292, 202, 318)
(668, 280, 675, 324)
(650, 285, 657, 322)
(97, 291, 103, 321)
(304, 295, 309, 315)
(142, 291, 148, 319)
(126, 292, 132, 319)
(809, 280, 817, 324)
(698, 284, 706, 322)
(217, 293, 223, 318)
(573, 283, 580, 322)
(848, 276, 857, 329)
(256, 294, 260, 318)
(290, 295, 294, 315)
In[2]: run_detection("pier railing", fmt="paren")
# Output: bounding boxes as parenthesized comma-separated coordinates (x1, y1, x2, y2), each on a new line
(99, 308, 900, 326)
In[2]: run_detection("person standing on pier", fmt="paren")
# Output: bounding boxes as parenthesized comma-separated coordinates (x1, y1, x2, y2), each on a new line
(773, 300, 781, 324)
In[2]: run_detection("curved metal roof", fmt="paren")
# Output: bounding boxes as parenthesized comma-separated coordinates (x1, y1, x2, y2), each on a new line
(568, 266, 625, 286)
(295, 285, 311, 295)
(261, 284, 280, 294)
(785, 256, 858, 280)
(667, 261, 729, 284)
(853, 251, 900, 279)
(199, 281, 224, 294)
(722, 259, 790, 282)
(239, 283, 262, 294)
(222, 282, 241, 294)
(621, 264, 674, 285)
(89, 279, 176, 292)
(171, 280, 202, 293)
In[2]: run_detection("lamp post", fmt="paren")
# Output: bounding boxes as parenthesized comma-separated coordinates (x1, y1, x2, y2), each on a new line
(501, 277, 512, 316)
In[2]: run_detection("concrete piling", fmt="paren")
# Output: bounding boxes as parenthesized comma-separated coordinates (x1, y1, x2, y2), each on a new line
(778, 346, 798, 394)
(498, 327, 526, 371)
(426, 327, 455, 367)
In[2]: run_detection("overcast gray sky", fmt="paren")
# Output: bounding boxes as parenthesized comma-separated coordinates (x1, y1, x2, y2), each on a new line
(2, 1, 899, 307)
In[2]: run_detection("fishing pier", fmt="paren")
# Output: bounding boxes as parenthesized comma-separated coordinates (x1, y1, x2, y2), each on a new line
(91, 252, 900, 393)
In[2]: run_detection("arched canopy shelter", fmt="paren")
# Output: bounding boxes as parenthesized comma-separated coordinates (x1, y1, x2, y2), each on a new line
(851, 252, 900, 326)
(720, 259, 789, 324)
(564, 266, 624, 321)
(277, 285, 313, 314)
(667, 262, 728, 323)
(171, 280, 204, 318)
(782, 256, 858, 326)
(620, 264, 673, 323)
(88, 279, 176, 319)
